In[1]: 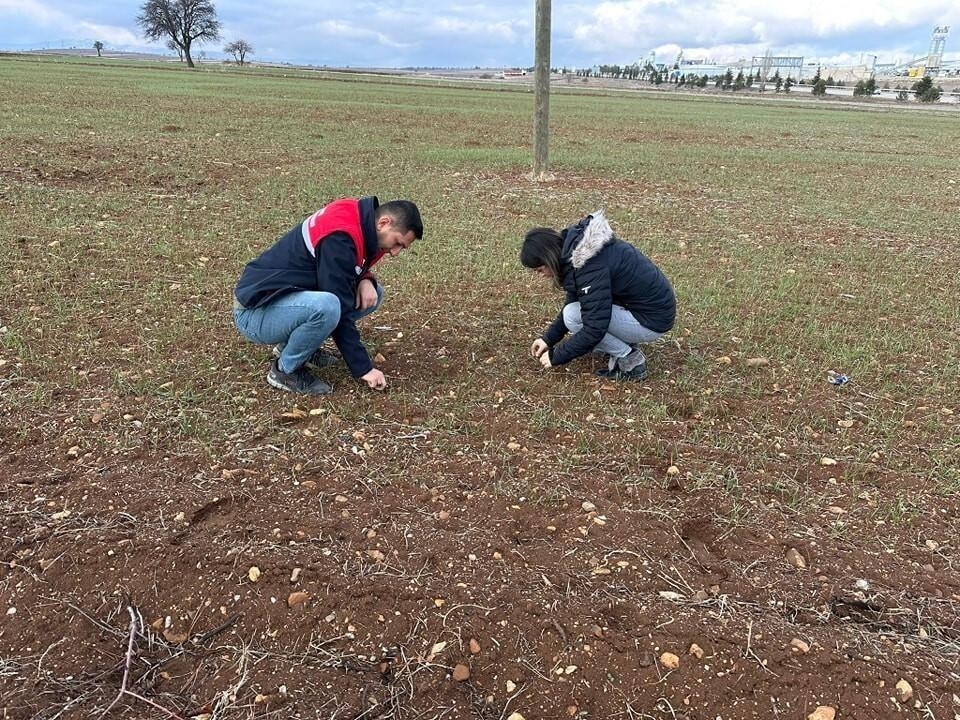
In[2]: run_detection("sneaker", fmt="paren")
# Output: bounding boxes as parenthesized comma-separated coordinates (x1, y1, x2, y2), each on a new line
(594, 360, 648, 382)
(266, 358, 333, 395)
(272, 343, 339, 370)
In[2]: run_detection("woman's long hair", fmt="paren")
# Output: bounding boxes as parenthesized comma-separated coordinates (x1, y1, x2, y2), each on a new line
(520, 228, 564, 288)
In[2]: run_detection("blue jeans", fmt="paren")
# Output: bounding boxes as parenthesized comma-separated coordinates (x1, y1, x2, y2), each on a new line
(234, 287, 383, 373)
(562, 302, 662, 360)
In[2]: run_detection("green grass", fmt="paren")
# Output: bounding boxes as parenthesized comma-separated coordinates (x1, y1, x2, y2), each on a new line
(1, 54, 957, 519)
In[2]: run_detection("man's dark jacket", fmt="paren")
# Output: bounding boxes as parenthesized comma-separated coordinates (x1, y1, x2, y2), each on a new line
(541, 211, 676, 366)
(234, 196, 381, 378)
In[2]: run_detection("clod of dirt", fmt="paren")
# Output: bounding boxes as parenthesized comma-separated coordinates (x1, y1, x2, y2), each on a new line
(660, 652, 680, 669)
(786, 548, 807, 569)
(366, 549, 386, 562)
(469, 638, 481, 654)
(287, 591, 309, 607)
(791, 638, 811, 653)
(807, 707, 835, 720)
(452, 664, 470, 681)
(638, 651, 654, 667)
(746, 357, 769, 368)
(895, 679, 913, 702)
(162, 628, 188, 644)
(247, 566, 261, 582)
(688, 643, 705, 659)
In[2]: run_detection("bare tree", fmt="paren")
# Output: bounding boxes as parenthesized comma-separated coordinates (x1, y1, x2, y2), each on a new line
(93, 41, 104, 57)
(224, 39, 253, 66)
(137, 0, 221, 68)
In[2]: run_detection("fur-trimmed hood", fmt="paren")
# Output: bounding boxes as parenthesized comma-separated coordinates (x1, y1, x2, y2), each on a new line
(565, 210, 615, 269)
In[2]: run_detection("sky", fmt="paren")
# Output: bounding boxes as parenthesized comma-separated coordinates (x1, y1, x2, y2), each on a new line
(1, 0, 958, 69)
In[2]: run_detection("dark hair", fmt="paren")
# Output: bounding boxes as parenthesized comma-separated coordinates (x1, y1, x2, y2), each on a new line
(520, 227, 564, 286)
(377, 200, 423, 239)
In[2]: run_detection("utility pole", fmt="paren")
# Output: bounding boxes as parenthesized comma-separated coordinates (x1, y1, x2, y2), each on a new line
(532, 0, 552, 180)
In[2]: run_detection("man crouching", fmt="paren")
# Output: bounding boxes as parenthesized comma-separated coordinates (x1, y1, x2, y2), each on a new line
(233, 196, 423, 395)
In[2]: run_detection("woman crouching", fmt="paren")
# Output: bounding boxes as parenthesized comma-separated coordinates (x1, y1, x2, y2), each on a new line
(521, 211, 675, 381)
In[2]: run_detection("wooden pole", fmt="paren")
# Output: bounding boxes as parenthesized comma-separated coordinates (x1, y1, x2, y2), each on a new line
(533, 0, 551, 179)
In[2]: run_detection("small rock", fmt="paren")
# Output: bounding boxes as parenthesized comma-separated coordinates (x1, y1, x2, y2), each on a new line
(807, 707, 835, 720)
(666, 465, 680, 476)
(581, 501, 596, 512)
(820, 457, 838, 466)
(854, 579, 870, 591)
(290, 567, 302, 583)
(688, 643, 704, 659)
(785, 547, 807, 569)
(373, 353, 387, 364)
(66, 445, 80, 459)
(591, 624, 604, 639)
(746, 357, 769, 368)
(717, 355, 732, 365)
(566, 706, 578, 717)
(564, 664, 578, 674)
(287, 591, 309, 607)
(507, 714, 525, 720)
(637, 651, 654, 667)
(452, 664, 470, 682)
(469, 638, 481, 654)
(790, 638, 811, 653)
(505, 680, 517, 692)
(895, 679, 913, 702)
(659, 652, 680, 669)
(247, 566, 261, 582)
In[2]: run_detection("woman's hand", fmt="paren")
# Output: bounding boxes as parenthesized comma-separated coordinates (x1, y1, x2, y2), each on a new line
(530, 338, 548, 359)
(538, 352, 552, 369)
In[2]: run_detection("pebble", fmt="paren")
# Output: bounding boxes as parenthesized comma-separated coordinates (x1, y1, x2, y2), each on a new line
(507, 714, 525, 720)
(667, 465, 680, 476)
(660, 652, 680, 669)
(688, 643, 704, 659)
(452, 664, 470, 681)
(786, 548, 807, 569)
(290, 567, 302, 583)
(581, 501, 596, 512)
(807, 707, 835, 720)
(287, 591, 309, 607)
(790, 638, 811, 653)
(895, 679, 913, 702)
(746, 357, 769, 367)
(469, 638, 481, 654)
(505, 680, 517, 692)
(247, 566, 261, 582)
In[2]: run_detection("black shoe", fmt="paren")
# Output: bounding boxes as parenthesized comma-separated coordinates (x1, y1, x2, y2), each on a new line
(266, 358, 333, 395)
(610, 362, 648, 382)
(595, 362, 648, 382)
(272, 344, 339, 369)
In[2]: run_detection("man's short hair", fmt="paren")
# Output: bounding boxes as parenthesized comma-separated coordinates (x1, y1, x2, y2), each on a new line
(377, 200, 423, 239)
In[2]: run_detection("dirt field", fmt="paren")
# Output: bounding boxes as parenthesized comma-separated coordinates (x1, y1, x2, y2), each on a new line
(0, 56, 958, 720)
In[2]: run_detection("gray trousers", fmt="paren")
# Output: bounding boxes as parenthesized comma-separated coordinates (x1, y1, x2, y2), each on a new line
(563, 302, 663, 361)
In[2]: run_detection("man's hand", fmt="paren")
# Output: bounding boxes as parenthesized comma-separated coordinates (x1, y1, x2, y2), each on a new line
(361, 368, 387, 390)
(538, 352, 553, 369)
(530, 338, 548, 359)
(356, 278, 378, 311)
